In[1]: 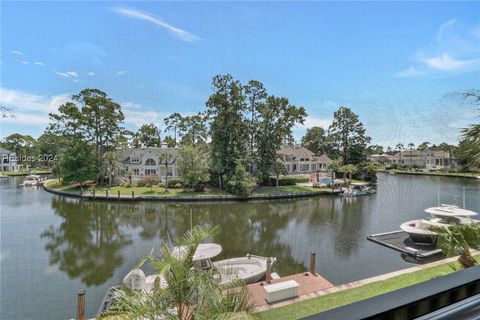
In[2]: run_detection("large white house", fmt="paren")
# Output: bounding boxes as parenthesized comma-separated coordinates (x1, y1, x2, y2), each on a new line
(277, 145, 332, 174)
(117, 143, 180, 182)
(0, 147, 18, 172)
(368, 147, 459, 170)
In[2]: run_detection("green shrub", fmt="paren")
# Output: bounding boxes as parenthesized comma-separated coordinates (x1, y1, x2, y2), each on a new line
(226, 160, 256, 197)
(264, 176, 308, 186)
(136, 176, 159, 188)
(167, 178, 184, 188)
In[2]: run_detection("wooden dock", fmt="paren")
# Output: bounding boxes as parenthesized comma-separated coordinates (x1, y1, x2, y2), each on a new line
(247, 272, 334, 308)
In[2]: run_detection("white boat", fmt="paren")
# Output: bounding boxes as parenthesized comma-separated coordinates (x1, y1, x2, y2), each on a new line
(0, 174, 8, 178)
(213, 254, 273, 285)
(172, 243, 274, 286)
(401, 205, 479, 245)
(20, 175, 44, 186)
(122, 243, 274, 292)
(343, 184, 374, 197)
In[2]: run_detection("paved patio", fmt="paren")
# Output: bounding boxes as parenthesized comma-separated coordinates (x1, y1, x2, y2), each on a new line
(247, 272, 334, 309)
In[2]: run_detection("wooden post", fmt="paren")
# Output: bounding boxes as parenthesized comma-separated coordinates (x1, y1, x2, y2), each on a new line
(118, 190, 120, 201)
(106, 190, 109, 198)
(132, 190, 135, 201)
(76, 290, 86, 320)
(309, 252, 316, 275)
(92, 189, 95, 199)
(266, 258, 272, 284)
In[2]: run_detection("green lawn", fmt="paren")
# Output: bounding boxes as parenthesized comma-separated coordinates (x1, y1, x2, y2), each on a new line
(45, 180, 332, 197)
(3, 169, 52, 176)
(45, 180, 230, 197)
(256, 256, 480, 320)
(254, 185, 327, 194)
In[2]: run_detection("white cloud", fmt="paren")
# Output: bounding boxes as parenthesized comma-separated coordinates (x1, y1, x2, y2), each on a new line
(116, 70, 125, 76)
(0, 87, 71, 126)
(297, 116, 332, 130)
(112, 7, 201, 43)
(423, 54, 480, 72)
(396, 19, 480, 77)
(436, 19, 456, 42)
(20, 61, 29, 64)
(55, 71, 79, 79)
(0, 87, 188, 136)
(11, 50, 24, 55)
(122, 101, 168, 128)
(87, 71, 95, 76)
(34, 62, 45, 66)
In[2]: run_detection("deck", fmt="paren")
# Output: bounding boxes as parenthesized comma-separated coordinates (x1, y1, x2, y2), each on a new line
(367, 230, 443, 258)
(247, 272, 334, 308)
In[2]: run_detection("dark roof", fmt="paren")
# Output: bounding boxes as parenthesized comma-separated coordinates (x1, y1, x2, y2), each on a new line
(0, 147, 14, 154)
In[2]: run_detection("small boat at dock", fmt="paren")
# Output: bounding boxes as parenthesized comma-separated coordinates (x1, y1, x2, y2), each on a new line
(98, 243, 275, 317)
(400, 204, 479, 245)
(19, 174, 46, 186)
(343, 184, 375, 197)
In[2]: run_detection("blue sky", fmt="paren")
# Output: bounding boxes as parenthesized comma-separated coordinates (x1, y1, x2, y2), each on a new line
(1, 1, 479, 147)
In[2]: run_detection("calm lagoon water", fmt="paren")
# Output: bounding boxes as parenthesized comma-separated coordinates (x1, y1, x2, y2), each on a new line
(1, 173, 479, 319)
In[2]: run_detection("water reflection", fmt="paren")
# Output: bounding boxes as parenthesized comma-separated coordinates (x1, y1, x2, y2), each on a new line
(41, 199, 315, 285)
(41, 198, 133, 285)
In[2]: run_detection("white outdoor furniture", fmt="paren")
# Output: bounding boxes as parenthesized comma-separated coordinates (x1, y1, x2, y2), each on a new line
(264, 280, 299, 303)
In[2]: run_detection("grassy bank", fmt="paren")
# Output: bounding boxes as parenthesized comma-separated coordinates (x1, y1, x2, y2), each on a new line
(45, 180, 328, 197)
(256, 256, 480, 320)
(3, 169, 52, 176)
(381, 169, 479, 178)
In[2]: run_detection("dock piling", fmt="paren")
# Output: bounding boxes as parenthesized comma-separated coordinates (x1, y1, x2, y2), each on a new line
(76, 290, 86, 320)
(92, 189, 95, 199)
(118, 190, 120, 201)
(310, 252, 316, 275)
(266, 258, 272, 284)
(106, 190, 108, 198)
(132, 190, 135, 201)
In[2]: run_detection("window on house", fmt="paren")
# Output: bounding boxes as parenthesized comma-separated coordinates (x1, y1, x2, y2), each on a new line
(300, 164, 309, 171)
(145, 158, 156, 166)
(145, 169, 156, 175)
(133, 169, 140, 175)
(131, 156, 140, 164)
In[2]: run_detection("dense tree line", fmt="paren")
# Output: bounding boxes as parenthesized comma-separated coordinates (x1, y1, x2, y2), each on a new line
(3, 82, 478, 195)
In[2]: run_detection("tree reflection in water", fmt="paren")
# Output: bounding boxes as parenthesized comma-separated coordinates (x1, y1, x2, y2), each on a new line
(42, 198, 132, 286)
(42, 198, 323, 286)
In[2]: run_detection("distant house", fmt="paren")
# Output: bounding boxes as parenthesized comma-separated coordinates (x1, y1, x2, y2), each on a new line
(117, 143, 180, 182)
(424, 147, 459, 170)
(277, 145, 331, 174)
(0, 147, 18, 172)
(368, 147, 459, 170)
(390, 149, 425, 167)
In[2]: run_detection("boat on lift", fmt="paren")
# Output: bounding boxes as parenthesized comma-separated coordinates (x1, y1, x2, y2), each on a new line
(400, 204, 479, 245)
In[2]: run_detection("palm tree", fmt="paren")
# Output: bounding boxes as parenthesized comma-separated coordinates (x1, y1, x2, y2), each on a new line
(101, 226, 253, 320)
(160, 152, 173, 192)
(395, 143, 404, 166)
(340, 164, 357, 187)
(328, 158, 342, 192)
(431, 224, 480, 269)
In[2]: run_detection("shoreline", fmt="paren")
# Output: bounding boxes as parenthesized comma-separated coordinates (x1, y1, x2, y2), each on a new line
(380, 170, 480, 179)
(43, 180, 343, 202)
